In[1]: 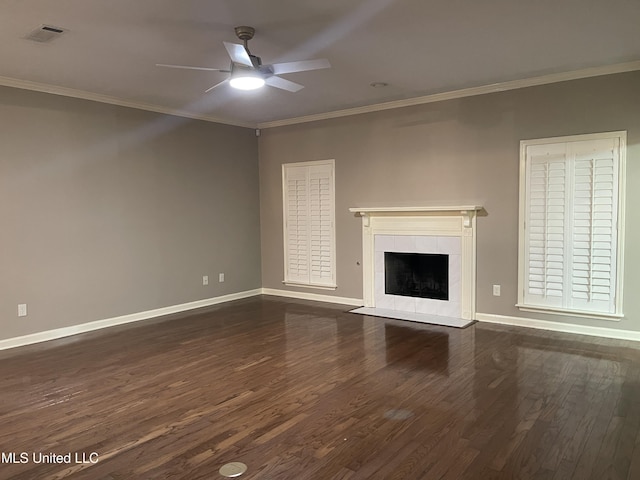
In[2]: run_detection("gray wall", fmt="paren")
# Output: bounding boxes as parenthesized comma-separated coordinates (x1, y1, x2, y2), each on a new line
(259, 71, 640, 331)
(0, 86, 261, 341)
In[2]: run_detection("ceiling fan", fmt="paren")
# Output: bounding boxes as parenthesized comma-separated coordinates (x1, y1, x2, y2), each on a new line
(157, 26, 330, 93)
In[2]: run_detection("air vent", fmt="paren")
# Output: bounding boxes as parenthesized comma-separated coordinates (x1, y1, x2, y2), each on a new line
(25, 24, 65, 43)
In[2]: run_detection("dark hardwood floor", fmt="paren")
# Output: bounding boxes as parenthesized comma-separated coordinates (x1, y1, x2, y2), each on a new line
(1, 295, 639, 479)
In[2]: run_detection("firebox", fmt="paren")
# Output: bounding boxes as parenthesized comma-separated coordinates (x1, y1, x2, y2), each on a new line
(384, 252, 449, 301)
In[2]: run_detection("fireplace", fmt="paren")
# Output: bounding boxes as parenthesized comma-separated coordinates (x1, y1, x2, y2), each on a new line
(374, 234, 461, 318)
(349, 206, 481, 328)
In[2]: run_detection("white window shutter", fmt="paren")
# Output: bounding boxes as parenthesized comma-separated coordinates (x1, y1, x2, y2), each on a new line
(308, 165, 335, 285)
(523, 145, 567, 308)
(282, 161, 336, 288)
(519, 133, 624, 317)
(569, 139, 619, 313)
(284, 166, 310, 284)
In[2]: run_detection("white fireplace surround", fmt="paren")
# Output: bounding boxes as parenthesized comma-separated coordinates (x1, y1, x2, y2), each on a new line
(349, 206, 482, 326)
(375, 235, 462, 316)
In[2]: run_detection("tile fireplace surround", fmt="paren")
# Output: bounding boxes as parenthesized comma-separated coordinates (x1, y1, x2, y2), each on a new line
(349, 206, 482, 328)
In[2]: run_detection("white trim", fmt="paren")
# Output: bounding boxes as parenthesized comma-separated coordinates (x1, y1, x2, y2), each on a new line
(476, 312, 640, 342)
(258, 61, 640, 128)
(519, 130, 628, 146)
(4, 61, 639, 131)
(283, 281, 337, 290)
(283, 159, 338, 169)
(261, 288, 363, 306)
(350, 206, 482, 229)
(349, 205, 483, 214)
(515, 304, 623, 320)
(0, 289, 262, 351)
(616, 133, 627, 317)
(0, 75, 254, 129)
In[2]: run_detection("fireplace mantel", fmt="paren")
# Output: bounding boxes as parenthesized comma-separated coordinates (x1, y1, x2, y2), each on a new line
(349, 205, 483, 227)
(349, 205, 482, 214)
(350, 205, 483, 324)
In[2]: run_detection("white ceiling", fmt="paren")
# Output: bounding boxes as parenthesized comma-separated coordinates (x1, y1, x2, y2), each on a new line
(2, 0, 640, 127)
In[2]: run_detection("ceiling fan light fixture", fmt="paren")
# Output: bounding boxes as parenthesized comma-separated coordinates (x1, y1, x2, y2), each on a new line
(229, 75, 265, 90)
(229, 64, 265, 90)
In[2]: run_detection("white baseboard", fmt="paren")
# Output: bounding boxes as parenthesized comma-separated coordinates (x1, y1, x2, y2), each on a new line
(476, 312, 640, 342)
(261, 288, 363, 307)
(0, 289, 262, 351)
(6, 296, 635, 352)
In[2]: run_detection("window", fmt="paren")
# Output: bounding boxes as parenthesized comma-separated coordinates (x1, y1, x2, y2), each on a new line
(518, 132, 626, 319)
(282, 160, 336, 289)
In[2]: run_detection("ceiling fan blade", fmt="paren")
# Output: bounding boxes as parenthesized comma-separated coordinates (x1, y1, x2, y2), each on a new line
(265, 76, 304, 93)
(205, 79, 229, 93)
(156, 63, 230, 73)
(223, 42, 253, 67)
(269, 59, 331, 75)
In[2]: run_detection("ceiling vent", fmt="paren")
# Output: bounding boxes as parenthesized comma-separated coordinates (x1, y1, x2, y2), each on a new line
(25, 25, 65, 43)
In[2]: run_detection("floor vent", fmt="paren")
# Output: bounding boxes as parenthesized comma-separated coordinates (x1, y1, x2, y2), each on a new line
(25, 25, 65, 43)
(219, 462, 248, 477)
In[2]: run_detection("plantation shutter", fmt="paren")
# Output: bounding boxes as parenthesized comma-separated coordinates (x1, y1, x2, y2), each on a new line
(283, 161, 336, 288)
(522, 136, 622, 315)
(523, 145, 567, 308)
(284, 166, 310, 284)
(308, 165, 334, 285)
(569, 139, 618, 313)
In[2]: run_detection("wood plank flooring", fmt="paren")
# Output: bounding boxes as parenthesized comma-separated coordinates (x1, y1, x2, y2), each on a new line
(1, 295, 639, 479)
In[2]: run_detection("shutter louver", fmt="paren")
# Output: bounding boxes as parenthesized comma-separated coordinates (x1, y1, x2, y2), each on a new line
(283, 161, 336, 288)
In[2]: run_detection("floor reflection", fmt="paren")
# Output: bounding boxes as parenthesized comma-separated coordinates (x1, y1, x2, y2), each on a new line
(336, 315, 366, 369)
(468, 328, 520, 446)
(384, 324, 450, 375)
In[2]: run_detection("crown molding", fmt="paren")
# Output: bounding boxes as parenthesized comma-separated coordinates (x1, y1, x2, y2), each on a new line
(0, 75, 256, 129)
(257, 60, 640, 129)
(2, 59, 639, 131)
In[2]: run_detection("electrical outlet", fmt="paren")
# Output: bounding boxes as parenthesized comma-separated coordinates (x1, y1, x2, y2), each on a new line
(202, 275, 209, 286)
(18, 304, 27, 317)
(493, 285, 501, 296)
(219, 273, 225, 283)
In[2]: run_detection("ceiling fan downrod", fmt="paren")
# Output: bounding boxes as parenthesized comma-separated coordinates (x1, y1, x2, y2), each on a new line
(234, 26, 255, 54)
